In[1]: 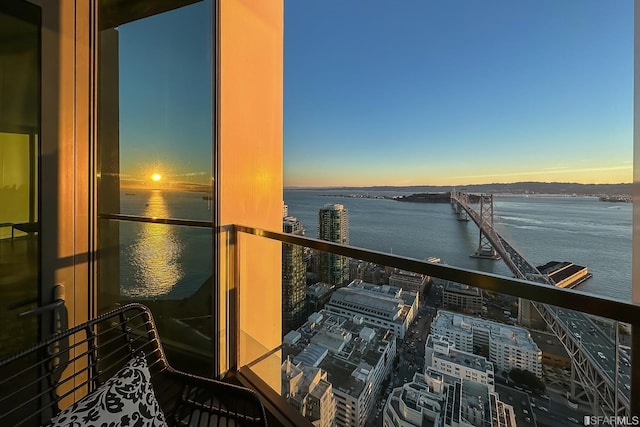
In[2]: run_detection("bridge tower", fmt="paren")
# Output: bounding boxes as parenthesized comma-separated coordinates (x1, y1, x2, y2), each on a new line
(472, 194, 500, 259)
(451, 191, 469, 221)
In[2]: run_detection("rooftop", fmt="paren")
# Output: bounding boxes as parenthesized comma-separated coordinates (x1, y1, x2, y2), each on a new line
(283, 310, 395, 399)
(327, 280, 417, 322)
(432, 310, 540, 353)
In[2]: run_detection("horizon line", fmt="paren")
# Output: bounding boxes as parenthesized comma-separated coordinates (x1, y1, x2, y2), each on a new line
(284, 180, 632, 190)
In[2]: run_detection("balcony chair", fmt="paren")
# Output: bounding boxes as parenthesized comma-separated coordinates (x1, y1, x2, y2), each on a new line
(0, 303, 268, 426)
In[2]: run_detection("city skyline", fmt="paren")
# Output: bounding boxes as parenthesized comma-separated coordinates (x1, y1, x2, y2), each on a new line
(284, 0, 633, 187)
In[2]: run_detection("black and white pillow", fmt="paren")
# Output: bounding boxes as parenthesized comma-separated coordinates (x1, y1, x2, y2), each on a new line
(45, 353, 167, 427)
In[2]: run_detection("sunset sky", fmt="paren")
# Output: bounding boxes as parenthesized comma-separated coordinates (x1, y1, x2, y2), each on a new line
(283, 0, 633, 187)
(116, 0, 632, 188)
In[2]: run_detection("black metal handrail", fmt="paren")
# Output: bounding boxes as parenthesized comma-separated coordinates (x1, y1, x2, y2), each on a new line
(234, 224, 639, 323)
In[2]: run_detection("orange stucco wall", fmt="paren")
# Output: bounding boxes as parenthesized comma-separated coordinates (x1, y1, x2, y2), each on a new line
(219, 0, 283, 383)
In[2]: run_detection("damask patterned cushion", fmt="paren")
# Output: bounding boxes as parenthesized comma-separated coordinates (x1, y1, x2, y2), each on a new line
(45, 353, 167, 427)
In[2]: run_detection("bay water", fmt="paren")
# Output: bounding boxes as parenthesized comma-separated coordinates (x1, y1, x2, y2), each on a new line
(284, 189, 632, 302)
(118, 188, 632, 302)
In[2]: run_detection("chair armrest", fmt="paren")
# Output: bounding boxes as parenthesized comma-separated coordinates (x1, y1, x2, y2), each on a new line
(165, 368, 268, 427)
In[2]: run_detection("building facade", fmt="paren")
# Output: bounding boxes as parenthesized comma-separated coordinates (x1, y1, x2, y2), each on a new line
(317, 203, 350, 285)
(283, 310, 397, 427)
(431, 310, 542, 378)
(325, 280, 418, 339)
(383, 370, 516, 427)
(424, 334, 495, 392)
(388, 270, 428, 294)
(283, 215, 308, 333)
(282, 356, 336, 427)
(442, 282, 483, 315)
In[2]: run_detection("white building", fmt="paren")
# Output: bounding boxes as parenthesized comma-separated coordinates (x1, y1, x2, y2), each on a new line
(383, 370, 516, 427)
(325, 279, 418, 339)
(282, 356, 336, 427)
(425, 334, 495, 392)
(284, 310, 397, 427)
(431, 310, 542, 378)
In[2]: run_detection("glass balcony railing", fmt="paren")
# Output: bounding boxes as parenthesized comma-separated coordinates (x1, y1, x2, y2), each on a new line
(228, 225, 640, 427)
(98, 214, 215, 376)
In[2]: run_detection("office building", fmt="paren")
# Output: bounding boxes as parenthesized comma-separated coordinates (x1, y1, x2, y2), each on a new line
(325, 280, 418, 339)
(283, 216, 307, 332)
(283, 310, 396, 427)
(431, 310, 542, 378)
(317, 203, 349, 285)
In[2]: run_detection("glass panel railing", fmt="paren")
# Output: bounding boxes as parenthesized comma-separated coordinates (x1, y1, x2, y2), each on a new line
(232, 228, 638, 427)
(98, 217, 213, 375)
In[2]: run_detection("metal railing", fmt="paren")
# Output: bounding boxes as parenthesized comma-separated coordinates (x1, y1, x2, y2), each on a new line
(95, 216, 640, 417)
(228, 224, 640, 416)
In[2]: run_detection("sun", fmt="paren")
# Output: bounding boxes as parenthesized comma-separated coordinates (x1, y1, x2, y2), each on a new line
(151, 173, 162, 182)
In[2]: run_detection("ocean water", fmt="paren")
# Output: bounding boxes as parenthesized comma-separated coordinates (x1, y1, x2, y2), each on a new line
(118, 188, 632, 302)
(119, 189, 213, 299)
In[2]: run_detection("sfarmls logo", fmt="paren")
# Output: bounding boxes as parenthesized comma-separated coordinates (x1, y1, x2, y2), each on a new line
(584, 416, 640, 426)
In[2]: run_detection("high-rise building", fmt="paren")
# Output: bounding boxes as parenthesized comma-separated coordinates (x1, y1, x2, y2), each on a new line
(317, 203, 349, 285)
(283, 215, 307, 333)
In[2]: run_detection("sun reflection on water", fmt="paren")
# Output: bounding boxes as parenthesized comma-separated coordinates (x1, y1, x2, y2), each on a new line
(126, 190, 184, 297)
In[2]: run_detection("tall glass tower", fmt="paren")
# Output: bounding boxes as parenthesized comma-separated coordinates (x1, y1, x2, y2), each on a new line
(282, 215, 307, 333)
(317, 203, 349, 285)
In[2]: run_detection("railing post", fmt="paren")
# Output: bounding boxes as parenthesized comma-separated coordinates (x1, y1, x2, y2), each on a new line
(229, 224, 240, 372)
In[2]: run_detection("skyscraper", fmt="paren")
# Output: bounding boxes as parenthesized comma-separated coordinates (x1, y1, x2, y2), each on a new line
(317, 203, 349, 285)
(283, 215, 307, 333)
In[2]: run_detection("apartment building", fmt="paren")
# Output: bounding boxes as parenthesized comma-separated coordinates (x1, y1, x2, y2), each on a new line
(282, 356, 336, 427)
(388, 270, 428, 294)
(442, 281, 483, 315)
(383, 370, 516, 427)
(283, 310, 397, 427)
(431, 310, 542, 378)
(317, 203, 350, 285)
(283, 216, 308, 332)
(425, 334, 495, 392)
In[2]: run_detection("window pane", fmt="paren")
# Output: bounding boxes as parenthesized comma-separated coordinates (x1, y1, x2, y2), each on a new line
(0, 1, 40, 358)
(97, 0, 214, 374)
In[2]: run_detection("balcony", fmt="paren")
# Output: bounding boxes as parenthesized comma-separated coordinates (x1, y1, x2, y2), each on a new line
(2, 217, 638, 425)
(225, 224, 640, 426)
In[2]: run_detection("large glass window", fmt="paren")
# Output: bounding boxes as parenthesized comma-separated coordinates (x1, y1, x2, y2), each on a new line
(0, 1, 40, 358)
(97, 0, 214, 375)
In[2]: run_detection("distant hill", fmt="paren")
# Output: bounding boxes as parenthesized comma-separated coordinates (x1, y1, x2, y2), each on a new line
(286, 182, 631, 196)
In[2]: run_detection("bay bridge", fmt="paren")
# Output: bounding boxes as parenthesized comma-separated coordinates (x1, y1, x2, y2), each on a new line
(450, 190, 631, 417)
